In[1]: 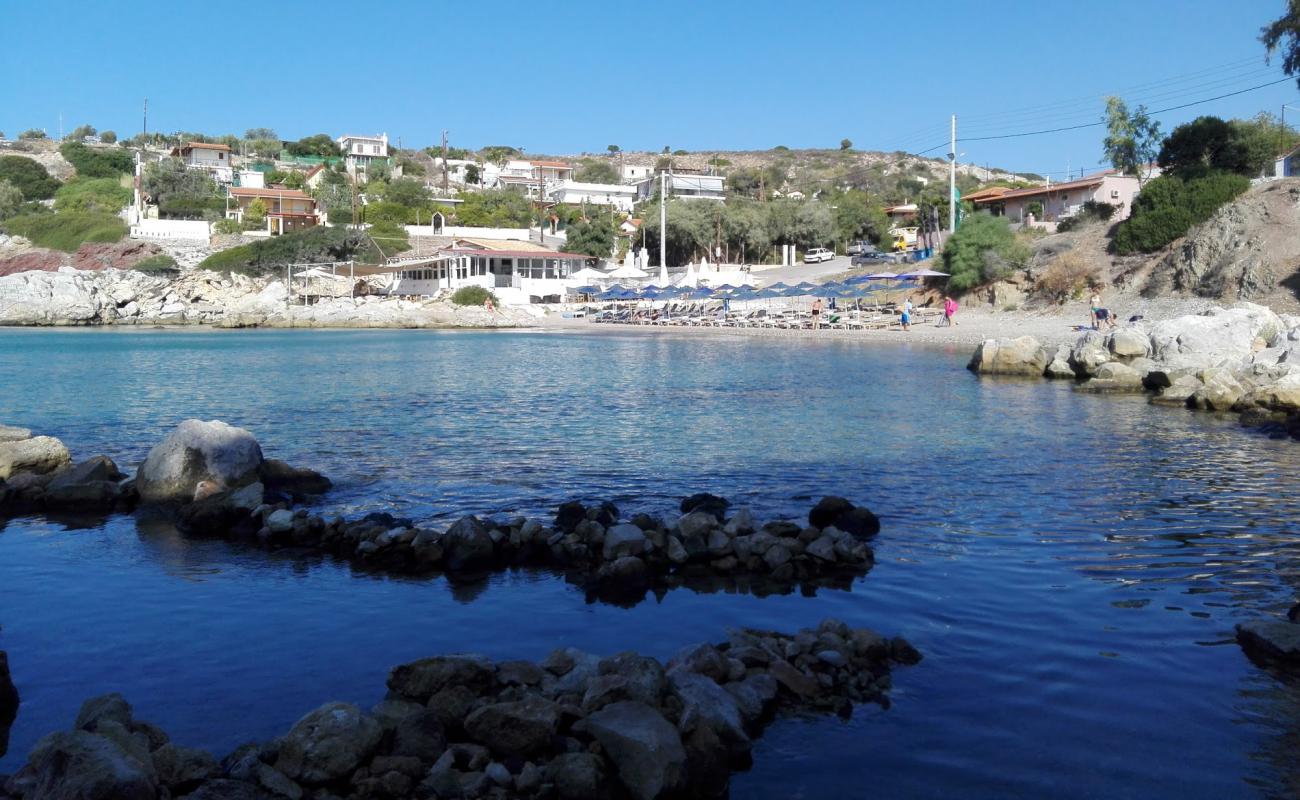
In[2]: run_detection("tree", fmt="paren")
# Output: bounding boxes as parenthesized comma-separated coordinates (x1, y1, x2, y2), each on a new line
(282, 171, 306, 190)
(1262, 1, 1300, 89)
(67, 124, 96, 141)
(1157, 116, 1256, 177)
(607, 145, 620, 155)
(465, 164, 482, 185)
(1102, 96, 1161, 183)
(827, 189, 890, 245)
(247, 138, 282, 158)
(564, 215, 616, 258)
(942, 213, 1028, 291)
(480, 145, 521, 164)
(0, 156, 60, 199)
(142, 157, 219, 210)
(99, 131, 117, 144)
(455, 189, 534, 227)
(286, 134, 341, 158)
(1230, 112, 1299, 176)
(840, 138, 853, 151)
(0, 180, 23, 220)
(18, 129, 47, 140)
(381, 177, 432, 208)
(244, 128, 278, 141)
(573, 159, 619, 184)
(722, 202, 772, 262)
(244, 198, 268, 229)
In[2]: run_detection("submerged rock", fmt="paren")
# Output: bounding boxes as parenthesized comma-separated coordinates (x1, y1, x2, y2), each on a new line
(1237, 619, 1300, 664)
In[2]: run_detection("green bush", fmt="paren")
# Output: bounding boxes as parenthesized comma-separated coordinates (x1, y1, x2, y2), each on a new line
(450, 286, 499, 306)
(367, 221, 410, 254)
(1112, 171, 1249, 253)
(159, 196, 225, 220)
(54, 177, 131, 214)
(59, 142, 133, 178)
(1056, 200, 1119, 233)
(213, 218, 243, 235)
(0, 156, 60, 200)
(1, 211, 127, 251)
(197, 226, 379, 275)
(130, 254, 179, 275)
(942, 213, 1025, 292)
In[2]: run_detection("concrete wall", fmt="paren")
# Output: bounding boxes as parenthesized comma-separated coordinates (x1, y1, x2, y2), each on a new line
(404, 225, 533, 240)
(130, 219, 212, 240)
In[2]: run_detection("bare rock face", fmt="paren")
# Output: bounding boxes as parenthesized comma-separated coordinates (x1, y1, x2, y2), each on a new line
(274, 702, 382, 786)
(136, 420, 264, 505)
(7, 729, 157, 800)
(967, 336, 1049, 376)
(0, 435, 70, 479)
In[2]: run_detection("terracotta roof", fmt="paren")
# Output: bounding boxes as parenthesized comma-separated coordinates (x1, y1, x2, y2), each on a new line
(229, 187, 314, 200)
(179, 141, 231, 152)
(304, 164, 324, 178)
(963, 187, 1012, 202)
(529, 160, 573, 168)
(993, 174, 1112, 202)
(449, 248, 589, 260)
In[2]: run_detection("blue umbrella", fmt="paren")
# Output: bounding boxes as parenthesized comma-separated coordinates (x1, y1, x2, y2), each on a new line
(731, 288, 761, 301)
(843, 274, 877, 286)
(572, 285, 601, 293)
(712, 284, 740, 293)
(767, 282, 792, 290)
(810, 283, 845, 298)
(753, 288, 784, 300)
(640, 287, 662, 299)
(691, 286, 716, 298)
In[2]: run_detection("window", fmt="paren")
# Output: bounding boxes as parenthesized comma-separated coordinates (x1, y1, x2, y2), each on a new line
(1110, 189, 1120, 198)
(372, 145, 380, 154)
(218, 152, 224, 160)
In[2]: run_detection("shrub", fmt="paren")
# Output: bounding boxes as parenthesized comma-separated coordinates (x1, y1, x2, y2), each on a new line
(367, 220, 410, 254)
(942, 213, 1024, 291)
(1111, 171, 1249, 253)
(1056, 200, 1119, 233)
(197, 226, 379, 275)
(0, 156, 60, 200)
(18, 129, 47, 140)
(159, 195, 225, 220)
(213, 218, 243, 235)
(99, 131, 117, 144)
(0, 180, 23, 220)
(130, 254, 179, 275)
(450, 286, 498, 306)
(54, 177, 131, 214)
(1036, 253, 1101, 302)
(1, 211, 127, 251)
(59, 142, 133, 178)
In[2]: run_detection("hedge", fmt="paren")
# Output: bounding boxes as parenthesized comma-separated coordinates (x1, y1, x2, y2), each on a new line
(1112, 171, 1249, 254)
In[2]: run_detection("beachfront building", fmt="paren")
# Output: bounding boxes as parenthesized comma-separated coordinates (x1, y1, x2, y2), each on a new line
(227, 187, 319, 234)
(633, 173, 726, 202)
(547, 180, 637, 212)
(975, 172, 1142, 223)
(170, 142, 233, 183)
(1274, 144, 1300, 178)
(337, 133, 390, 179)
(385, 240, 588, 304)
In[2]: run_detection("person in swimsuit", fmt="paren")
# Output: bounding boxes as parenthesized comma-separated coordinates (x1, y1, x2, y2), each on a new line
(1089, 292, 1101, 329)
(811, 298, 823, 329)
(900, 296, 912, 331)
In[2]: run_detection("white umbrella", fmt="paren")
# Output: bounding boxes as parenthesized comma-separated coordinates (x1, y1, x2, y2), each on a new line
(570, 266, 610, 282)
(607, 263, 650, 279)
(675, 262, 698, 288)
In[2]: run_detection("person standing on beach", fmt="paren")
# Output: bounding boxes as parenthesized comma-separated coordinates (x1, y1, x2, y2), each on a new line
(1089, 291, 1101, 329)
(811, 298, 823, 329)
(942, 295, 958, 326)
(900, 297, 912, 331)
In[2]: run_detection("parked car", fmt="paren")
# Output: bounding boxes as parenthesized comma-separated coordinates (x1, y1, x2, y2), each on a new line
(846, 240, 870, 255)
(850, 249, 890, 266)
(803, 247, 835, 263)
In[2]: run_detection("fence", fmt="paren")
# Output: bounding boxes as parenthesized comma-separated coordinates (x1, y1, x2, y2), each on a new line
(129, 219, 212, 240)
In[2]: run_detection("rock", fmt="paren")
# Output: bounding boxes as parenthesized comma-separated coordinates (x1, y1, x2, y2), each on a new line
(442, 515, 496, 571)
(680, 493, 729, 518)
(496, 660, 545, 687)
(264, 508, 294, 534)
(391, 708, 448, 762)
(485, 760, 513, 787)
(805, 536, 836, 561)
(603, 523, 647, 560)
(0, 435, 70, 480)
(48, 455, 123, 488)
(1108, 328, 1151, 359)
(967, 336, 1049, 376)
(274, 702, 382, 785)
(1078, 361, 1144, 392)
(11, 729, 156, 800)
(705, 528, 732, 556)
(581, 674, 631, 713)
(768, 659, 817, 697)
(0, 424, 32, 442)
(724, 674, 779, 725)
(600, 555, 648, 585)
(669, 672, 749, 749)
(426, 685, 480, 732)
(1045, 356, 1076, 379)
(0, 650, 18, 727)
(1152, 374, 1203, 406)
(75, 693, 134, 732)
(581, 701, 686, 800)
(387, 654, 494, 702)
(762, 544, 792, 569)
(176, 482, 264, 536)
(1192, 368, 1246, 410)
(680, 723, 731, 798)
(722, 507, 754, 535)
(1148, 302, 1285, 364)
(463, 696, 559, 758)
(889, 636, 924, 665)
(668, 643, 729, 683)
(676, 511, 718, 540)
(665, 536, 688, 564)
(1236, 620, 1300, 663)
(1068, 332, 1112, 377)
(136, 420, 264, 504)
(554, 500, 587, 533)
(1242, 372, 1300, 412)
(179, 778, 274, 799)
(258, 459, 331, 496)
(152, 743, 219, 790)
(808, 496, 854, 529)
(598, 652, 667, 707)
(831, 507, 879, 540)
(546, 752, 609, 800)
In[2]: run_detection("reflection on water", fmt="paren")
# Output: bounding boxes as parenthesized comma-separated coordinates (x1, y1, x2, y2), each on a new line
(1, 329, 1299, 797)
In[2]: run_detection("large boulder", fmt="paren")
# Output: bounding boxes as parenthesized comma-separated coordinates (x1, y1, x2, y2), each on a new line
(45, 456, 125, 509)
(7, 729, 157, 800)
(668, 672, 749, 750)
(258, 459, 331, 497)
(463, 696, 560, 757)
(1191, 368, 1246, 411)
(275, 702, 382, 785)
(1148, 303, 1286, 367)
(1078, 362, 1144, 393)
(0, 424, 32, 443)
(1107, 327, 1151, 359)
(441, 516, 496, 571)
(387, 654, 494, 702)
(1241, 372, 1300, 412)
(136, 420, 264, 504)
(0, 650, 17, 731)
(1152, 375, 1203, 406)
(581, 701, 686, 800)
(967, 336, 1049, 376)
(1067, 332, 1112, 377)
(603, 523, 648, 561)
(1236, 620, 1300, 664)
(0, 435, 71, 480)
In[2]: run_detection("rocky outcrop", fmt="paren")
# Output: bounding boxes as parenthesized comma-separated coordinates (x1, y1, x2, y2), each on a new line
(3, 621, 919, 800)
(966, 336, 1050, 376)
(1237, 616, 1300, 666)
(0, 435, 69, 480)
(0, 267, 540, 328)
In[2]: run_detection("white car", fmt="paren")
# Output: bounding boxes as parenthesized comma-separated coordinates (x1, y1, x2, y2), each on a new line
(803, 247, 834, 263)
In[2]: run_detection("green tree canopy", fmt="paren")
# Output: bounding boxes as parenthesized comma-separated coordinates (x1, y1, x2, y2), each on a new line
(454, 189, 534, 226)
(142, 157, 220, 210)
(840, 138, 853, 150)
(0, 180, 23, 220)
(244, 128, 278, 141)
(18, 129, 47, 140)
(54, 177, 132, 214)
(564, 215, 616, 258)
(0, 156, 60, 200)
(573, 159, 620, 184)
(1102, 96, 1161, 182)
(1262, 1, 1300, 88)
(286, 134, 341, 158)
(480, 145, 522, 164)
(380, 177, 432, 208)
(60, 141, 134, 178)
(942, 213, 1028, 291)
(99, 131, 117, 144)
(1157, 116, 1258, 177)
(247, 138, 282, 158)
(67, 124, 96, 141)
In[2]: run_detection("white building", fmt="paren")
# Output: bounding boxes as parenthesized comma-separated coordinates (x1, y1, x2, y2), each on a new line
(483, 159, 575, 198)
(620, 163, 655, 183)
(386, 243, 589, 305)
(170, 142, 233, 183)
(430, 157, 480, 187)
(1274, 144, 1300, 178)
(548, 180, 637, 212)
(634, 173, 726, 202)
(337, 133, 390, 179)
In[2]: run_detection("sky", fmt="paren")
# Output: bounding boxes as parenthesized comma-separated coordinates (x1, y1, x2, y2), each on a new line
(2, 0, 1298, 181)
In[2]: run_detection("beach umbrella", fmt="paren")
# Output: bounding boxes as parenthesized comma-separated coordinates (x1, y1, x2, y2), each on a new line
(809, 283, 844, 298)
(753, 288, 784, 300)
(896, 269, 950, 279)
(691, 286, 716, 298)
(570, 266, 610, 282)
(863, 271, 898, 280)
(607, 263, 650, 279)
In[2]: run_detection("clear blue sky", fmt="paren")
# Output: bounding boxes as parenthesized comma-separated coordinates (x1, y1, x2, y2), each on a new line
(2, 0, 1297, 179)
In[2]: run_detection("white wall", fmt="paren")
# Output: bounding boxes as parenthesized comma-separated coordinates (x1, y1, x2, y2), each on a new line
(404, 225, 533, 240)
(130, 219, 212, 240)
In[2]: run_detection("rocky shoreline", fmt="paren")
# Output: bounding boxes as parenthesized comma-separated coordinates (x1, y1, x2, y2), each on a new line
(0, 268, 538, 329)
(0, 618, 919, 800)
(967, 302, 1300, 439)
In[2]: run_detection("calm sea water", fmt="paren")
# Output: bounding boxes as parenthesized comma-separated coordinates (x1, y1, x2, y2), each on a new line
(1, 328, 1299, 798)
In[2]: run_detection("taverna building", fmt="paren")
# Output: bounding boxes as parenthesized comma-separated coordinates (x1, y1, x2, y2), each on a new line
(384, 239, 589, 305)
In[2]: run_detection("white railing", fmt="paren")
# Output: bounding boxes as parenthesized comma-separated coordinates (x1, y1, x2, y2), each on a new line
(129, 219, 212, 240)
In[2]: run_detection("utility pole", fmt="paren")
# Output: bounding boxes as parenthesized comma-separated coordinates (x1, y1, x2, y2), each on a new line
(659, 171, 667, 274)
(143, 98, 148, 138)
(948, 114, 957, 234)
(441, 130, 449, 193)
